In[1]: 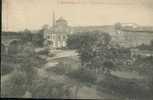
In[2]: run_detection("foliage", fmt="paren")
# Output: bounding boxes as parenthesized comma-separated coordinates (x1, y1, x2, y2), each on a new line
(1, 43, 6, 56)
(32, 29, 45, 47)
(67, 31, 110, 64)
(136, 40, 153, 51)
(67, 31, 131, 75)
(31, 78, 72, 98)
(12, 42, 44, 88)
(67, 67, 97, 85)
(1, 62, 14, 76)
(133, 56, 153, 76)
(36, 48, 49, 55)
(21, 29, 33, 42)
(97, 75, 152, 100)
(132, 56, 153, 94)
(8, 40, 23, 55)
(48, 65, 66, 75)
(46, 61, 74, 75)
(151, 40, 153, 47)
(66, 67, 97, 98)
(1, 71, 27, 97)
(115, 23, 121, 30)
(67, 32, 98, 50)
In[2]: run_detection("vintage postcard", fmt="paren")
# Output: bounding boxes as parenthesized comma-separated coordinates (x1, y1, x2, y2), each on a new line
(1, 0, 153, 99)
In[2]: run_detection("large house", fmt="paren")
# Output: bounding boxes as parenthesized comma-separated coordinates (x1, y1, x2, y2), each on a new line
(44, 13, 71, 50)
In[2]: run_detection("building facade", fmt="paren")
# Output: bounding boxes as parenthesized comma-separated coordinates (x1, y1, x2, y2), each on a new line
(44, 13, 71, 50)
(115, 24, 153, 48)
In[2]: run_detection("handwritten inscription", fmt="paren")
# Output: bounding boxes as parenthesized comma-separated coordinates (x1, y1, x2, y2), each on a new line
(58, 0, 133, 5)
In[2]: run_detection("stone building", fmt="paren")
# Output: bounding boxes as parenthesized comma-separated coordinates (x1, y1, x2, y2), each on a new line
(115, 23, 153, 48)
(44, 12, 71, 50)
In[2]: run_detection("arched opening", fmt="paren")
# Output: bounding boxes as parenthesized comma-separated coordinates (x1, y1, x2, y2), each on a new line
(8, 40, 22, 56)
(1, 43, 6, 56)
(1, 43, 15, 76)
(1, 43, 7, 63)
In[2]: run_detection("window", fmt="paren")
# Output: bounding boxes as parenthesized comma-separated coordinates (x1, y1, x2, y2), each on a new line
(52, 34, 56, 40)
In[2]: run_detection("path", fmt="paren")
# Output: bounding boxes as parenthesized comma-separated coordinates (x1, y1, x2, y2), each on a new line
(47, 50, 78, 61)
(37, 50, 105, 99)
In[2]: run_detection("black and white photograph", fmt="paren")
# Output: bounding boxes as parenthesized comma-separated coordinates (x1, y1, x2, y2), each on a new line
(1, 0, 153, 99)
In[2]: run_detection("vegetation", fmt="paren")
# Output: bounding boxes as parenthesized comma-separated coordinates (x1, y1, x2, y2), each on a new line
(1, 62, 14, 76)
(47, 62, 68, 75)
(31, 28, 45, 47)
(2, 28, 153, 99)
(1, 70, 27, 97)
(1, 40, 71, 98)
(30, 78, 72, 98)
(67, 31, 131, 76)
(21, 29, 33, 42)
(67, 67, 97, 85)
(136, 40, 153, 51)
(132, 56, 153, 95)
(66, 67, 97, 98)
(97, 75, 151, 100)
(67, 31, 153, 99)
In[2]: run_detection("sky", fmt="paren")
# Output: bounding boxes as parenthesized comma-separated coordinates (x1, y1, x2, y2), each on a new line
(2, 0, 153, 31)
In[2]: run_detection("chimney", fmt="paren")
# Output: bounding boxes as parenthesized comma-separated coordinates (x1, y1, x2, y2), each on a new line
(52, 11, 56, 27)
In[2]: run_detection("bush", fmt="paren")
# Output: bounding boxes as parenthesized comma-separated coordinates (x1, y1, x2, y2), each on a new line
(97, 75, 151, 100)
(36, 48, 49, 55)
(1, 71, 26, 97)
(49, 66, 66, 75)
(67, 68, 97, 85)
(31, 78, 72, 98)
(1, 63, 14, 76)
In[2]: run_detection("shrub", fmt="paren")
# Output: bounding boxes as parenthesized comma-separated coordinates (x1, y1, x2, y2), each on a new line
(46, 62, 72, 75)
(1, 63, 14, 76)
(31, 78, 72, 98)
(36, 48, 49, 55)
(49, 66, 66, 75)
(1, 71, 26, 97)
(97, 75, 151, 100)
(67, 68, 97, 85)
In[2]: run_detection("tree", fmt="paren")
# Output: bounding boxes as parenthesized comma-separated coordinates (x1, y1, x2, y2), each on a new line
(67, 31, 131, 76)
(32, 28, 45, 47)
(67, 31, 111, 64)
(132, 56, 153, 95)
(133, 56, 153, 76)
(150, 40, 153, 50)
(151, 40, 153, 46)
(15, 42, 45, 93)
(115, 22, 121, 30)
(31, 78, 72, 98)
(22, 29, 33, 42)
(1, 70, 26, 97)
(8, 40, 22, 56)
(67, 31, 134, 99)
(67, 67, 97, 98)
